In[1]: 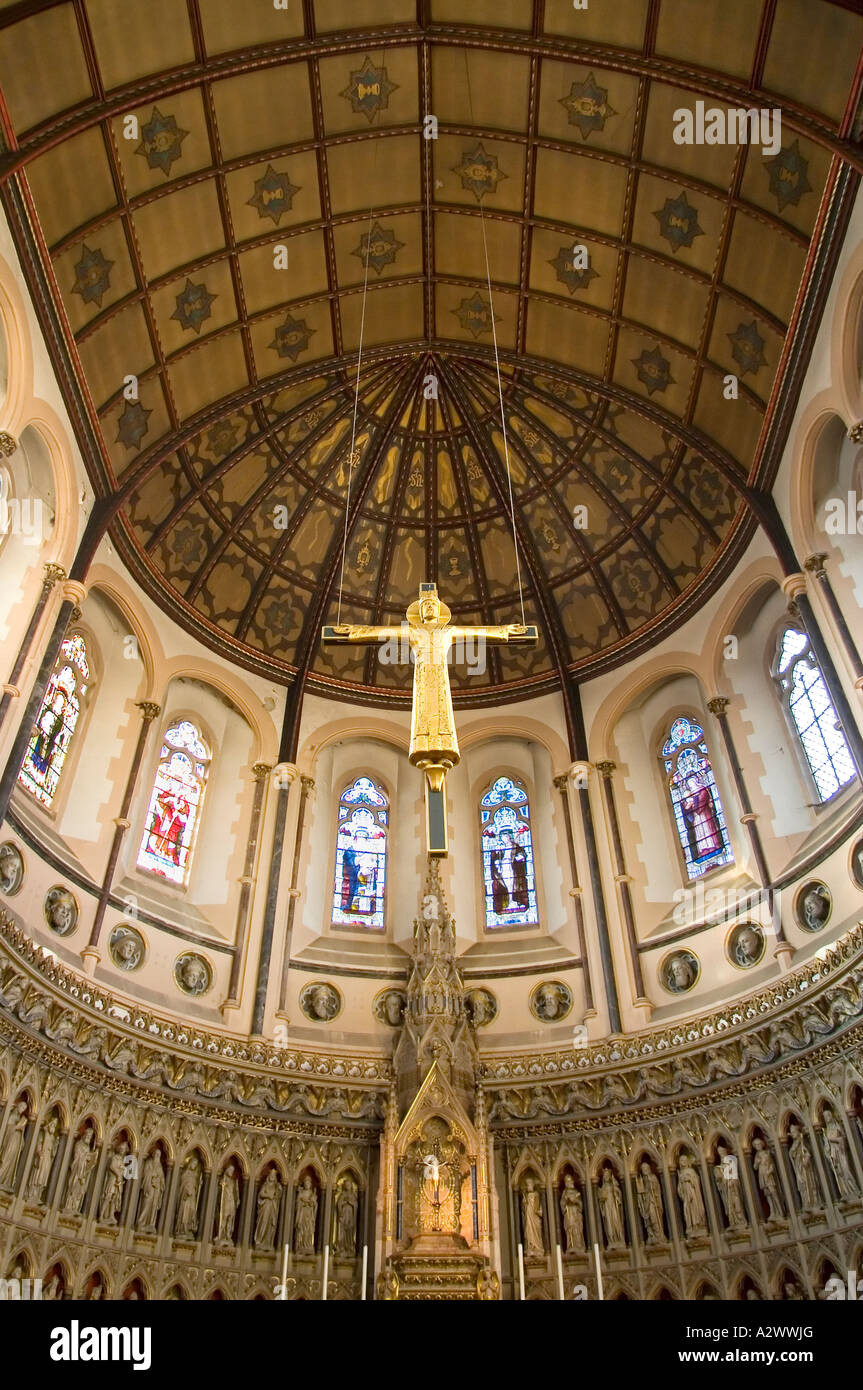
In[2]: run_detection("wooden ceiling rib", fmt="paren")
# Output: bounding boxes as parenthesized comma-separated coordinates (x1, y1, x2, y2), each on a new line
(0, 1, 859, 703)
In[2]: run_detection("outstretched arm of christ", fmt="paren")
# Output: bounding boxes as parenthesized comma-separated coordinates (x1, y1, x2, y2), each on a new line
(321, 623, 403, 645)
(449, 622, 538, 644)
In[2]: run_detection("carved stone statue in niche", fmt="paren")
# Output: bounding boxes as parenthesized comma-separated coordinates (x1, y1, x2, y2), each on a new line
(713, 1145, 747, 1229)
(559, 1173, 585, 1254)
(636, 1161, 666, 1244)
(334, 1174, 359, 1257)
(0, 1098, 29, 1190)
(254, 1169, 281, 1250)
(98, 1138, 129, 1225)
(294, 1174, 318, 1255)
(136, 1149, 166, 1234)
(752, 1138, 785, 1220)
(215, 1163, 240, 1247)
(25, 1113, 60, 1204)
(788, 1125, 819, 1211)
(63, 1128, 97, 1215)
(408, 1118, 466, 1238)
(174, 1155, 201, 1239)
(521, 1176, 545, 1257)
(821, 1106, 859, 1198)
(598, 1166, 626, 1249)
(677, 1153, 707, 1237)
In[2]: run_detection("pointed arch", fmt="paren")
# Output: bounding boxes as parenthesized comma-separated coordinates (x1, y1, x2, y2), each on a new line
(479, 774, 539, 928)
(17, 633, 93, 809)
(330, 775, 388, 929)
(136, 718, 211, 885)
(773, 622, 855, 801)
(660, 714, 733, 880)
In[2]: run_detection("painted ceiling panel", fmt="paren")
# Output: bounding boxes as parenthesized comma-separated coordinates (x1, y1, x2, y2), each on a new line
(0, 3, 857, 704)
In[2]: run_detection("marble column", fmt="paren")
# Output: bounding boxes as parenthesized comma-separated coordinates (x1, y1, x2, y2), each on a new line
(0, 578, 87, 825)
(782, 572, 863, 781)
(278, 775, 315, 1015)
(251, 763, 297, 1037)
(83, 701, 161, 969)
(595, 761, 649, 1016)
(553, 774, 594, 1017)
(224, 762, 272, 1010)
(570, 761, 622, 1036)
(0, 562, 66, 737)
(803, 553, 863, 688)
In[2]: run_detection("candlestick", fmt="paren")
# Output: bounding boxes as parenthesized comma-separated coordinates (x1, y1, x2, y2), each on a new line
(322, 1244, 329, 1300)
(556, 1243, 565, 1300)
(593, 1241, 604, 1301)
(361, 1244, 368, 1300)
(280, 1243, 289, 1301)
(517, 1242, 525, 1301)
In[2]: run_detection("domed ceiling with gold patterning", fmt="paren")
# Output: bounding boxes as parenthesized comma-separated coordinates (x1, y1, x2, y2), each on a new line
(1, 0, 861, 703)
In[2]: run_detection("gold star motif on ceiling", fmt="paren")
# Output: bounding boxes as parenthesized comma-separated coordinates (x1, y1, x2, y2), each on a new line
(451, 143, 507, 201)
(340, 56, 398, 122)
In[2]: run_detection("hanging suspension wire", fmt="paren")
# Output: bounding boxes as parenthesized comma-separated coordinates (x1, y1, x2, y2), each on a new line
(337, 72, 383, 624)
(464, 51, 527, 627)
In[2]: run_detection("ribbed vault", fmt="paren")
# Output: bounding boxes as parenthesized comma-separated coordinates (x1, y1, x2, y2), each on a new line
(0, 1, 860, 700)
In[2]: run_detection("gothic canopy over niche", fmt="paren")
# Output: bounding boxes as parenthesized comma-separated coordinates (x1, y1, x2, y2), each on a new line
(1, 0, 861, 702)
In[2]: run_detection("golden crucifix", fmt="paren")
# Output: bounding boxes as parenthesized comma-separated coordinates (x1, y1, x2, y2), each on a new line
(322, 584, 537, 855)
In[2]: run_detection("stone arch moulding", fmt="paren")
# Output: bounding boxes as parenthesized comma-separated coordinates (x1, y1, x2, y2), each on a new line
(157, 657, 278, 767)
(0, 247, 35, 434)
(789, 394, 851, 560)
(703, 555, 786, 693)
(831, 234, 863, 426)
(298, 716, 411, 773)
(588, 653, 709, 764)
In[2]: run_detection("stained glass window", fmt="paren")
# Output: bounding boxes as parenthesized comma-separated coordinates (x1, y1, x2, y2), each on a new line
(662, 717, 734, 881)
(775, 626, 855, 801)
(137, 721, 210, 886)
(480, 775, 539, 928)
(18, 635, 90, 808)
(331, 776, 388, 929)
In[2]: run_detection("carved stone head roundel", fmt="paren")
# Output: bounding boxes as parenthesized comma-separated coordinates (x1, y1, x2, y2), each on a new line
(0, 842, 24, 896)
(660, 949, 700, 994)
(529, 980, 573, 1022)
(373, 989, 406, 1027)
(109, 925, 146, 971)
(174, 953, 212, 996)
(300, 982, 342, 1022)
(466, 987, 498, 1027)
(727, 921, 765, 969)
(43, 885, 78, 936)
(795, 881, 831, 933)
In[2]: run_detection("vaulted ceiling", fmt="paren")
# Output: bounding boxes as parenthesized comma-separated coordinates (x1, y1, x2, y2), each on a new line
(0, 0, 861, 703)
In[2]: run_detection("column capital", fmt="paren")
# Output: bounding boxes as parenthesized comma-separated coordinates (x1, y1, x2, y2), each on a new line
(61, 579, 87, 606)
(136, 701, 161, 722)
(803, 553, 828, 578)
(252, 762, 273, 781)
(43, 562, 66, 588)
(553, 773, 569, 792)
(781, 571, 807, 601)
(0, 431, 17, 457)
(595, 760, 616, 779)
(300, 774, 315, 795)
(273, 762, 298, 790)
(848, 421, 863, 443)
(706, 696, 730, 717)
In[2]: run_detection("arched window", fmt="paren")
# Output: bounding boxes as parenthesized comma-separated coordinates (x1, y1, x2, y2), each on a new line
(662, 716, 733, 880)
(331, 776, 388, 929)
(18, 634, 90, 808)
(774, 625, 855, 801)
(137, 720, 210, 886)
(480, 775, 539, 929)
